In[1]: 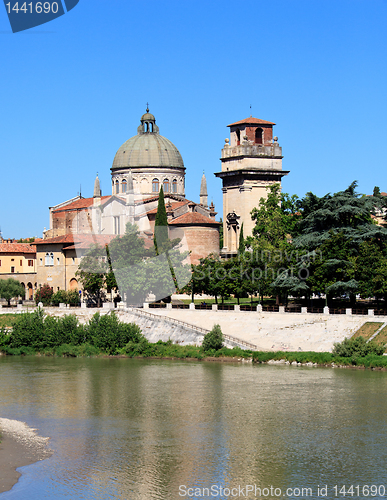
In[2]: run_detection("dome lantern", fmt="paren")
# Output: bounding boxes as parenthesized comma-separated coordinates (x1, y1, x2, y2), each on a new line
(138, 105, 159, 135)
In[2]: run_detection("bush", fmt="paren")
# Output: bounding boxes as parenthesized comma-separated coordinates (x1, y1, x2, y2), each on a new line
(332, 336, 385, 357)
(202, 324, 223, 351)
(35, 284, 53, 306)
(85, 312, 144, 355)
(51, 290, 68, 306)
(67, 289, 81, 306)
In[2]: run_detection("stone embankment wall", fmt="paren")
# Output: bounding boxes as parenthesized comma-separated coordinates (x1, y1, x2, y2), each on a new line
(2, 306, 257, 350)
(2, 305, 385, 352)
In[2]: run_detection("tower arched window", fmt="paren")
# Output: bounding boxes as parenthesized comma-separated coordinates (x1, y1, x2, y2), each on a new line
(152, 178, 159, 193)
(115, 180, 120, 194)
(45, 253, 50, 266)
(122, 179, 127, 193)
(255, 128, 263, 144)
(172, 179, 177, 193)
(236, 128, 241, 146)
(163, 179, 170, 193)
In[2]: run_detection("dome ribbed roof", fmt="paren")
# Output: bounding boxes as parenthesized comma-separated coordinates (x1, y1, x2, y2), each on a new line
(112, 109, 184, 170)
(112, 134, 184, 170)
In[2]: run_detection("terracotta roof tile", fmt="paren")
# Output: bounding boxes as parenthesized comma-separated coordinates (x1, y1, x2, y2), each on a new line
(169, 212, 220, 225)
(37, 234, 116, 247)
(65, 235, 116, 250)
(147, 200, 189, 215)
(52, 196, 111, 212)
(0, 243, 36, 254)
(228, 117, 276, 127)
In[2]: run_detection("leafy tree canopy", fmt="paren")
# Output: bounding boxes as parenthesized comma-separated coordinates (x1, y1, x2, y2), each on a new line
(0, 278, 25, 306)
(249, 184, 302, 246)
(294, 181, 387, 250)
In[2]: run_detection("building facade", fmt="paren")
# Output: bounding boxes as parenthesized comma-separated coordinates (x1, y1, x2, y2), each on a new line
(0, 242, 37, 300)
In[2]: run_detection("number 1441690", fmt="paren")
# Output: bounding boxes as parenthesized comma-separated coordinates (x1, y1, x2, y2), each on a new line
(5, 2, 59, 14)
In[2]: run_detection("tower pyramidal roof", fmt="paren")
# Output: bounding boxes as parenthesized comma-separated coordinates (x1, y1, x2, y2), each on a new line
(93, 174, 101, 197)
(200, 172, 207, 196)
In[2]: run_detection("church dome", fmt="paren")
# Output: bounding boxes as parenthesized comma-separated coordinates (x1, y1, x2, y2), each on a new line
(112, 109, 184, 171)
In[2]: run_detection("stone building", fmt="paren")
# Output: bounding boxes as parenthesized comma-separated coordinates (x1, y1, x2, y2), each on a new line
(39, 109, 220, 292)
(35, 234, 114, 293)
(215, 116, 289, 256)
(0, 242, 37, 300)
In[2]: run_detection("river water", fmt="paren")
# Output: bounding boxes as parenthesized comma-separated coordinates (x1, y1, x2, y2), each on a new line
(0, 357, 387, 499)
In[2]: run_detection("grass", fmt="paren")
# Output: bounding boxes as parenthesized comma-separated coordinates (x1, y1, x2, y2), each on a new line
(252, 350, 387, 368)
(371, 325, 387, 350)
(0, 314, 18, 328)
(351, 322, 384, 340)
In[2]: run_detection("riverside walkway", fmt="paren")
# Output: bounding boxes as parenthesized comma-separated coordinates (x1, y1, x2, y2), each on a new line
(145, 307, 384, 352)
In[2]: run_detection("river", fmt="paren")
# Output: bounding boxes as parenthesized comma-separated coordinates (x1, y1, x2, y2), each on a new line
(0, 357, 387, 499)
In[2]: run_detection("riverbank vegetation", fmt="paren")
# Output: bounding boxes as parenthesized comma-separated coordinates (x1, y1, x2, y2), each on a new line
(2, 312, 387, 369)
(0, 312, 250, 360)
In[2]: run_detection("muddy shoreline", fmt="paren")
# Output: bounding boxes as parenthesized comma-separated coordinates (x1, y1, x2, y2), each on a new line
(0, 419, 52, 493)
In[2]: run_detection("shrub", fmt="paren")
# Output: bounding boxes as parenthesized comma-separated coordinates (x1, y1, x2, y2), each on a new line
(51, 290, 68, 306)
(85, 312, 144, 355)
(202, 324, 223, 351)
(67, 289, 81, 306)
(35, 284, 53, 306)
(332, 336, 385, 357)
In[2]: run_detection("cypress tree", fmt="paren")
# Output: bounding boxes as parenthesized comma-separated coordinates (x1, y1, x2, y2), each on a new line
(154, 186, 169, 254)
(238, 223, 245, 254)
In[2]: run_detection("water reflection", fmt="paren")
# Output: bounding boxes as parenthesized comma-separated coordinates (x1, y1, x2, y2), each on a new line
(0, 357, 387, 499)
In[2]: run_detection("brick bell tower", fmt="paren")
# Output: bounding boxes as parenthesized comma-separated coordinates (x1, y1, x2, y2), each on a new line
(215, 116, 289, 256)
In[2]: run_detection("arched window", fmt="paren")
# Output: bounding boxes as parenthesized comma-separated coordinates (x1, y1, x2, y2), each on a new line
(236, 128, 241, 145)
(163, 178, 170, 193)
(69, 278, 78, 290)
(172, 179, 177, 193)
(122, 179, 127, 193)
(45, 252, 50, 266)
(50, 253, 54, 266)
(255, 128, 263, 144)
(115, 180, 120, 194)
(152, 178, 159, 193)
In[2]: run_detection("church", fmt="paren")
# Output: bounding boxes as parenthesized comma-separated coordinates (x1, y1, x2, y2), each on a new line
(36, 109, 220, 291)
(2, 109, 289, 298)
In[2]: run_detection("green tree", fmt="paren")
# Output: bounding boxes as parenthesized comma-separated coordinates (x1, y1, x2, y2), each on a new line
(238, 223, 245, 254)
(0, 278, 25, 306)
(154, 186, 168, 255)
(51, 289, 68, 306)
(76, 245, 108, 307)
(356, 241, 385, 300)
(373, 186, 381, 197)
(305, 232, 357, 305)
(108, 223, 151, 305)
(294, 182, 387, 250)
(202, 324, 223, 351)
(219, 218, 223, 250)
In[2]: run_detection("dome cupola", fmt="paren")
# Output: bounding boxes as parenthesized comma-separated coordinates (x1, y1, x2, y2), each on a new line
(111, 107, 185, 198)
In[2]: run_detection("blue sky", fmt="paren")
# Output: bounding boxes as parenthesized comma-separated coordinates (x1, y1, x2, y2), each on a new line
(1, 0, 386, 239)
